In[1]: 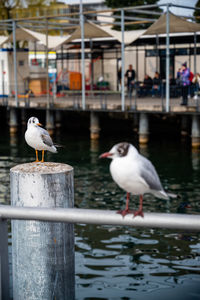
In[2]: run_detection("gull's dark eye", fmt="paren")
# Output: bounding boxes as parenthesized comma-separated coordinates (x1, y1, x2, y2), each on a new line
(118, 147, 123, 155)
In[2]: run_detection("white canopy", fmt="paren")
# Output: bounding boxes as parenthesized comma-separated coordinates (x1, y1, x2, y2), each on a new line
(101, 27, 145, 45)
(0, 27, 71, 49)
(0, 35, 9, 46)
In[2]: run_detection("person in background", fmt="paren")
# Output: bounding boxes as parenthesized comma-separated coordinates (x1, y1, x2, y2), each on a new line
(117, 67, 121, 91)
(192, 73, 200, 100)
(180, 62, 190, 106)
(176, 68, 182, 85)
(125, 64, 135, 98)
(138, 74, 153, 97)
(152, 71, 161, 97)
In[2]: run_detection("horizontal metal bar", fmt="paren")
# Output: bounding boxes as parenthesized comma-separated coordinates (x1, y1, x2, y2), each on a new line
(0, 205, 200, 231)
(94, 15, 156, 22)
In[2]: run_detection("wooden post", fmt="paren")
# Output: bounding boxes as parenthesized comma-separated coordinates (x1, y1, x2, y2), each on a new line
(191, 115, 200, 148)
(55, 110, 62, 129)
(139, 113, 149, 144)
(10, 162, 75, 300)
(45, 109, 54, 135)
(90, 111, 100, 140)
(0, 219, 9, 300)
(9, 107, 18, 135)
(181, 115, 189, 137)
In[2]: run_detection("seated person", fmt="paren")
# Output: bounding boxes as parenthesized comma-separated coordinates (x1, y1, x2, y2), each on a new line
(192, 73, 200, 99)
(138, 74, 153, 97)
(152, 72, 161, 97)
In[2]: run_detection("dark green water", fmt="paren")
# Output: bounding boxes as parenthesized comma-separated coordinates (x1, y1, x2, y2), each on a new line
(1, 127, 200, 300)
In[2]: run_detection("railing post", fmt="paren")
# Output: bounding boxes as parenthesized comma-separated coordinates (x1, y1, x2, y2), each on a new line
(165, 5, 170, 112)
(121, 8, 125, 112)
(12, 20, 18, 107)
(0, 218, 10, 300)
(10, 162, 75, 300)
(80, 0, 86, 110)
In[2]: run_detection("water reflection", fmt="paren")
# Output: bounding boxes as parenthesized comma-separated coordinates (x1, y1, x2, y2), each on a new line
(0, 131, 200, 299)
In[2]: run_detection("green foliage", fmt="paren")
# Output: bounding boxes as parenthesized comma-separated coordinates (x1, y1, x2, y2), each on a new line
(105, 0, 161, 30)
(194, 0, 200, 23)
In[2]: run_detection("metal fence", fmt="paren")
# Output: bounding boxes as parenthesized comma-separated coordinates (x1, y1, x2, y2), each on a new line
(1, 204, 200, 299)
(1, 205, 200, 231)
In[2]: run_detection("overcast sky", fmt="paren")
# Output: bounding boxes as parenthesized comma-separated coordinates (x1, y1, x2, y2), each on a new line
(158, 0, 198, 16)
(63, 0, 198, 17)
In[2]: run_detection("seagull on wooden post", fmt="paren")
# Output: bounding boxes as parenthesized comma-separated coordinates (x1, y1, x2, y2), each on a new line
(25, 117, 57, 162)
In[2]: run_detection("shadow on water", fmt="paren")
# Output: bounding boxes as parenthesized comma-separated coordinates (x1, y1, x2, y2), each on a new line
(0, 127, 200, 300)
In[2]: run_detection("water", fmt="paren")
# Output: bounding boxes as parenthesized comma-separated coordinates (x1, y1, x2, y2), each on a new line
(1, 127, 200, 300)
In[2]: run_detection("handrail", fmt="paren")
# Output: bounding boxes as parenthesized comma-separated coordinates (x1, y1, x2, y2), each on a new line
(0, 205, 200, 231)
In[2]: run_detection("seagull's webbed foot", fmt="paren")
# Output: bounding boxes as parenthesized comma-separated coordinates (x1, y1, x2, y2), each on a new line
(133, 209, 144, 218)
(117, 209, 134, 217)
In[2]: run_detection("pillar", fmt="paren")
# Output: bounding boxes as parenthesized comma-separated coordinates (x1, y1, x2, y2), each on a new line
(133, 113, 139, 133)
(181, 115, 189, 136)
(9, 107, 18, 134)
(10, 162, 75, 300)
(46, 109, 54, 135)
(21, 108, 27, 127)
(191, 114, 200, 148)
(0, 219, 9, 299)
(55, 110, 62, 129)
(90, 111, 100, 140)
(139, 113, 149, 144)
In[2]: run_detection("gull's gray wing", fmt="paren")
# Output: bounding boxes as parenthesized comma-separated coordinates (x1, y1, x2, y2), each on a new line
(139, 155, 163, 191)
(39, 127, 54, 147)
(41, 133, 54, 147)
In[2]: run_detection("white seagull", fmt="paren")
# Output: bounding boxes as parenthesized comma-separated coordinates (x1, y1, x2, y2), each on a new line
(25, 117, 57, 162)
(100, 142, 173, 218)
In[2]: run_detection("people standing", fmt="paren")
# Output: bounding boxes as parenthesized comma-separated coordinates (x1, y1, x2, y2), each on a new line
(125, 64, 135, 98)
(180, 62, 190, 106)
(117, 67, 121, 91)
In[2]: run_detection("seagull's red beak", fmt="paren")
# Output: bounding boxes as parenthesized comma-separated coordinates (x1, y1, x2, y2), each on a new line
(99, 152, 113, 158)
(37, 123, 42, 127)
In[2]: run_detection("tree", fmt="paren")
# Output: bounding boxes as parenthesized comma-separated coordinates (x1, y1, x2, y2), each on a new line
(105, 0, 161, 30)
(0, 0, 21, 21)
(194, 0, 200, 23)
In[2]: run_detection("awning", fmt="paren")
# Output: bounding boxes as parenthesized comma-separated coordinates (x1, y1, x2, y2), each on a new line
(144, 12, 200, 35)
(65, 21, 113, 44)
(0, 35, 9, 46)
(0, 27, 71, 49)
(101, 27, 145, 45)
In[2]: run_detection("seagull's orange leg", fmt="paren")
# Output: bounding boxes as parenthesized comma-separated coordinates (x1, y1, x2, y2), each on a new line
(35, 150, 39, 162)
(134, 195, 144, 218)
(41, 150, 45, 163)
(117, 192, 134, 217)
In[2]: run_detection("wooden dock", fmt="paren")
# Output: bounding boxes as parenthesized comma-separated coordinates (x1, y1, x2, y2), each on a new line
(0, 93, 199, 114)
(1, 92, 200, 148)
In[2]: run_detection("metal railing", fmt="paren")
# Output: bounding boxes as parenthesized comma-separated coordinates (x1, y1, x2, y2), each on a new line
(1, 204, 200, 299)
(1, 205, 200, 231)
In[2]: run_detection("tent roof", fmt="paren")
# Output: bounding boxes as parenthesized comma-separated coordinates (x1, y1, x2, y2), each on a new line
(144, 12, 200, 35)
(100, 27, 145, 45)
(0, 35, 9, 46)
(0, 27, 71, 49)
(65, 21, 112, 44)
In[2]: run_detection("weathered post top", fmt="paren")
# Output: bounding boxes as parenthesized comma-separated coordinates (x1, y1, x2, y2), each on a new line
(10, 162, 75, 300)
(10, 162, 73, 174)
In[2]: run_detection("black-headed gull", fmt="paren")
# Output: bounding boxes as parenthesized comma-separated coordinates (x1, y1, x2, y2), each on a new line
(100, 142, 172, 217)
(25, 117, 57, 162)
